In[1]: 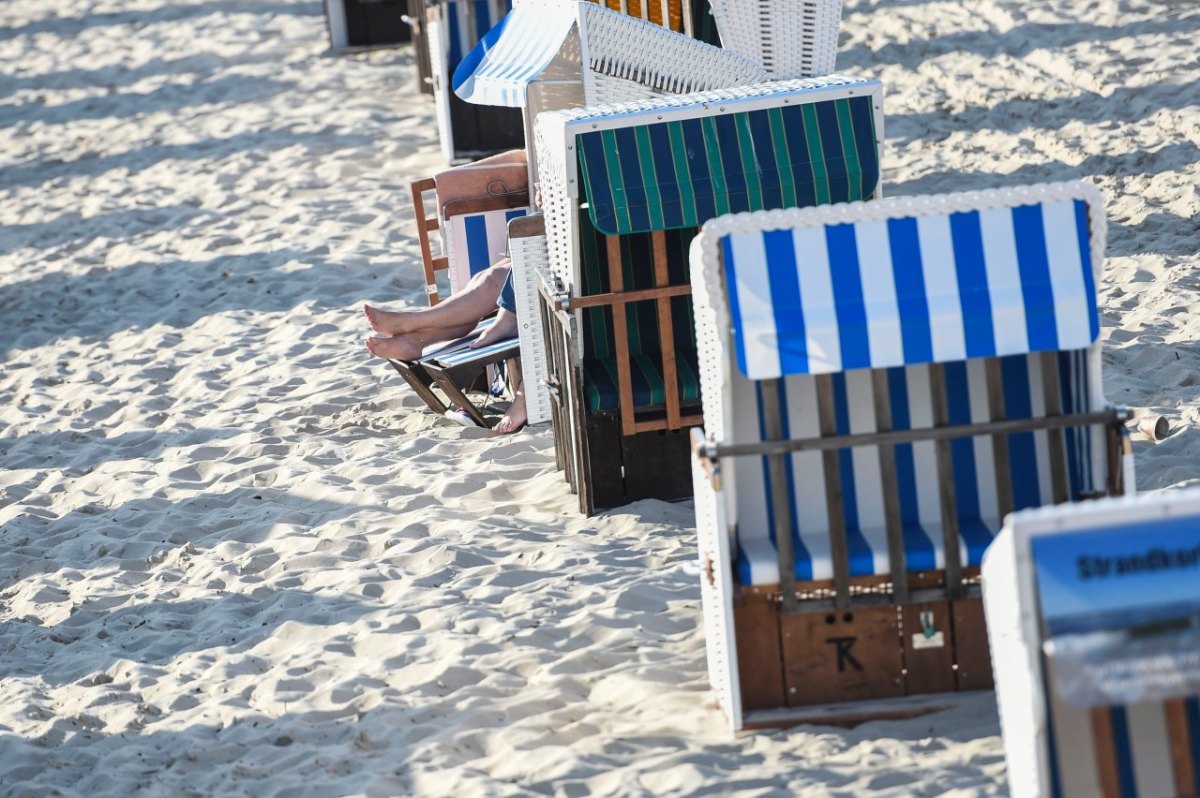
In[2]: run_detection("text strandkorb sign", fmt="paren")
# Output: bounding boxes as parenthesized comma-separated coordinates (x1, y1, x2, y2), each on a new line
(1033, 516, 1200, 637)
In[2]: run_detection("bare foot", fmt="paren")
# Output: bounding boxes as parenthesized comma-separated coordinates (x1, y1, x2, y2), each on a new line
(365, 334, 423, 361)
(492, 393, 527, 435)
(364, 304, 421, 336)
(470, 308, 518, 349)
(492, 364, 527, 435)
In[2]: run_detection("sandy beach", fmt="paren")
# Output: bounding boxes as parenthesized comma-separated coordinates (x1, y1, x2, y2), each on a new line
(1, 0, 1197, 794)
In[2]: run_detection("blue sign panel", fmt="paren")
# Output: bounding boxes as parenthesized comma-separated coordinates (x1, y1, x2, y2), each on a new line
(1033, 515, 1200, 637)
(1034, 515, 1200, 706)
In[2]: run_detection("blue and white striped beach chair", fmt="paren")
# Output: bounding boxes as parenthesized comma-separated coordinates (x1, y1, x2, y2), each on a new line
(689, 181, 1134, 730)
(426, 0, 525, 160)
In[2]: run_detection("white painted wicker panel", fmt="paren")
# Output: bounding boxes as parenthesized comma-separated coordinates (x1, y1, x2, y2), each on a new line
(510, 227, 553, 425)
(693, 448, 743, 730)
(427, 12, 456, 162)
(533, 119, 577, 294)
(591, 73, 667, 105)
(711, 0, 843, 79)
(578, 1, 766, 95)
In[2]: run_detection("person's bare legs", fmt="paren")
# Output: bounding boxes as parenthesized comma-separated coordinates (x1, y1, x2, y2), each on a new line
(492, 358, 527, 435)
(364, 260, 510, 335)
(364, 321, 478, 360)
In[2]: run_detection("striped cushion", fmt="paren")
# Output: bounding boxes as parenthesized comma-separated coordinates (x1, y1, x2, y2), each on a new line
(443, 206, 529, 294)
(720, 197, 1101, 379)
(583, 348, 701, 414)
(576, 94, 880, 236)
(733, 350, 1104, 586)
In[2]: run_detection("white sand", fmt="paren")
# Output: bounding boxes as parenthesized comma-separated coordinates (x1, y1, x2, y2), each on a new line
(0, 0, 1195, 794)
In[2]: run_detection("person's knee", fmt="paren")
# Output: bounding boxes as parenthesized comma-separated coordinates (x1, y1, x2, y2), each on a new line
(482, 262, 511, 290)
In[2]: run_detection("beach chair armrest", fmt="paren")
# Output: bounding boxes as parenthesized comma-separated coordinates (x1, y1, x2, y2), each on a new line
(442, 191, 531, 220)
(508, 214, 546, 238)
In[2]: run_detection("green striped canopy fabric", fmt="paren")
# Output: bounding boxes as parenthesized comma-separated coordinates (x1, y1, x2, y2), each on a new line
(575, 95, 880, 236)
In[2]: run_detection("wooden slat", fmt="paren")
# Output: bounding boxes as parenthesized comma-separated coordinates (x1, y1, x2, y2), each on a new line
(984, 358, 1014, 519)
(815, 374, 851, 611)
(539, 292, 568, 474)
(570, 342, 595, 515)
(652, 230, 682, 430)
(441, 191, 530, 219)
(901, 582, 955, 695)
(508, 214, 545, 238)
(733, 589, 787, 711)
(1091, 708, 1124, 798)
(605, 236, 639, 437)
(1040, 351, 1070, 504)
(1164, 699, 1198, 797)
(411, 177, 441, 306)
(425, 368, 490, 428)
(387, 360, 447, 416)
(760, 379, 797, 614)
(871, 369, 908, 604)
(929, 363, 962, 601)
(561, 283, 691, 310)
(1107, 421, 1127, 497)
(628, 412, 704, 435)
(708, 409, 1126, 459)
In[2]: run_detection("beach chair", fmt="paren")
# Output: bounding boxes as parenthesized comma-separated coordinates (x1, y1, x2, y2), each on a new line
(983, 490, 1200, 798)
(324, 0, 412, 51)
(709, 0, 843, 79)
(424, 0, 706, 162)
(689, 181, 1134, 730)
(408, 0, 436, 95)
(422, 0, 526, 161)
(439, 0, 767, 428)
(385, 155, 532, 427)
(533, 74, 883, 513)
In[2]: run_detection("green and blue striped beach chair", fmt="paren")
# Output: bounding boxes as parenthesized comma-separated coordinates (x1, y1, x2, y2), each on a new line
(533, 74, 884, 513)
(447, 0, 768, 426)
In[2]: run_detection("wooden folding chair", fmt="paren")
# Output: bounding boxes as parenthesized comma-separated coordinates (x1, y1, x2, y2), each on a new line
(386, 163, 531, 426)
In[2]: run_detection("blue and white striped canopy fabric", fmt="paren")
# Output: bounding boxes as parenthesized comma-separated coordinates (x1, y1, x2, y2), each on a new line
(452, 4, 577, 107)
(719, 196, 1102, 380)
(445, 0, 513, 73)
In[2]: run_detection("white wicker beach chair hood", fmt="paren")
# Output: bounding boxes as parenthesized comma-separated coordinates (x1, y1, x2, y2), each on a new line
(708, 0, 844, 80)
(451, 0, 766, 110)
